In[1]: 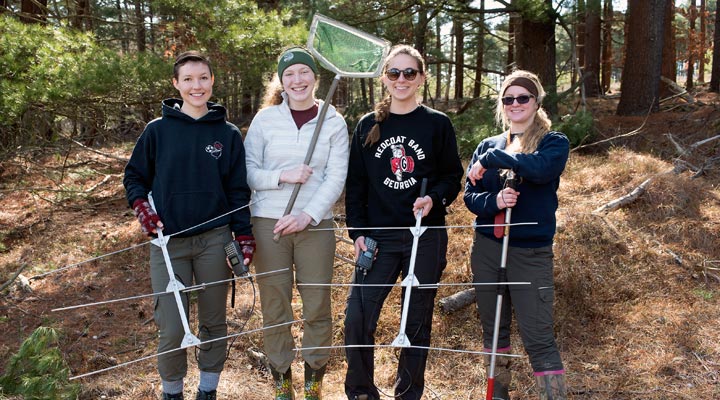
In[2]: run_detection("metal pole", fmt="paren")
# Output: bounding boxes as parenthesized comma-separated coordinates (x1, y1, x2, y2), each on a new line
(273, 74, 342, 242)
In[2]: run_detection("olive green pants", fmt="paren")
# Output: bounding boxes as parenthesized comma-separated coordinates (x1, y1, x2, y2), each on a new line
(252, 217, 335, 373)
(150, 225, 232, 381)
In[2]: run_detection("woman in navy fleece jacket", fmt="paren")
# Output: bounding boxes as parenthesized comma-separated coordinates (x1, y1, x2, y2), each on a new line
(464, 70, 569, 400)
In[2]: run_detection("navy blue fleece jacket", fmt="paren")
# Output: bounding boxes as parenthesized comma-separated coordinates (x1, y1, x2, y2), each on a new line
(123, 99, 251, 237)
(464, 131, 569, 248)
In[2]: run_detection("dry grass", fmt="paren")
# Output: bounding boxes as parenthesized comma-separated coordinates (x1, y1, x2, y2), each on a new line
(1, 98, 720, 399)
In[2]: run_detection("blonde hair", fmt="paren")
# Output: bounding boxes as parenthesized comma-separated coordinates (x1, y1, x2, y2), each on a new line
(363, 44, 426, 147)
(495, 70, 552, 154)
(260, 75, 284, 109)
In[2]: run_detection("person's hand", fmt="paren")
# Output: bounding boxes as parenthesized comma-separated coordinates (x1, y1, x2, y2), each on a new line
(273, 213, 312, 237)
(412, 195, 433, 217)
(467, 160, 487, 186)
(234, 235, 256, 266)
(496, 187, 520, 210)
(354, 236, 368, 260)
(280, 164, 313, 184)
(132, 198, 163, 235)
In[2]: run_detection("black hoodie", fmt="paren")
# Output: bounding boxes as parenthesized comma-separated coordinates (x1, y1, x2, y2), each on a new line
(124, 99, 251, 237)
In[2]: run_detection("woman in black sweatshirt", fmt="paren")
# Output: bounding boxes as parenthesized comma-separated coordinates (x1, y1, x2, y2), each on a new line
(343, 44, 464, 400)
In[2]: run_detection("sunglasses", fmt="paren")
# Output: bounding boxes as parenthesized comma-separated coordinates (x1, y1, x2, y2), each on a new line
(385, 68, 420, 81)
(501, 94, 535, 105)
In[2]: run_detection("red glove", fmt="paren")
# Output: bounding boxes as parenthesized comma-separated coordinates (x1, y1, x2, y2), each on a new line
(132, 198, 162, 236)
(235, 235, 256, 265)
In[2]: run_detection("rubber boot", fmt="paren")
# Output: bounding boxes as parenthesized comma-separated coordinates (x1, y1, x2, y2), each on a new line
(195, 390, 216, 400)
(303, 362, 326, 400)
(271, 366, 295, 400)
(535, 374, 567, 400)
(484, 354, 512, 400)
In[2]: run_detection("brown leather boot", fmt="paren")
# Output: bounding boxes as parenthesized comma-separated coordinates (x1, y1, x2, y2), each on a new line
(303, 362, 326, 400)
(535, 373, 567, 400)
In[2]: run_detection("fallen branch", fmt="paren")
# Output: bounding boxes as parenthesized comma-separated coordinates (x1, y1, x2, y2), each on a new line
(59, 133, 129, 162)
(571, 103, 652, 153)
(659, 76, 705, 106)
(593, 177, 653, 214)
(438, 288, 475, 313)
(0, 264, 30, 293)
(594, 132, 720, 213)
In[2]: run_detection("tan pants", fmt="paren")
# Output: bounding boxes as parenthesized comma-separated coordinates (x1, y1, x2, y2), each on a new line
(252, 217, 335, 373)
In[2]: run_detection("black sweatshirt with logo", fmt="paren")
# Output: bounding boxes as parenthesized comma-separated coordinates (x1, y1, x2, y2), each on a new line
(124, 99, 251, 237)
(345, 105, 464, 241)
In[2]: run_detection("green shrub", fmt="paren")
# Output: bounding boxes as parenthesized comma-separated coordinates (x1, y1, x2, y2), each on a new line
(554, 110, 594, 147)
(0, 327, 80, 399)
(449, 97, 498, 158)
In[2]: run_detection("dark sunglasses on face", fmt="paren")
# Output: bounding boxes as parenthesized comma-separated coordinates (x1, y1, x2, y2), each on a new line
(501, 94, 535, 105)
(385, 68, 420, 81)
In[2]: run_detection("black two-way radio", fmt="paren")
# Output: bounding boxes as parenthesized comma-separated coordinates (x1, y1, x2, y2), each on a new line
(224, 241, 249, 277)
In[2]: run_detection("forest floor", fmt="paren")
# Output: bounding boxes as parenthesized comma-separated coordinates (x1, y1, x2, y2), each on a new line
(1, 89, 719, 399)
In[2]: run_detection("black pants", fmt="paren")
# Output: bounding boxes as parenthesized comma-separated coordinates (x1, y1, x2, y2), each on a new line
(344, 228, 448, 400)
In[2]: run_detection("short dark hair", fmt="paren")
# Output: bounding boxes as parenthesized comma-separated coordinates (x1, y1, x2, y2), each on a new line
(173, 51, 213, 79)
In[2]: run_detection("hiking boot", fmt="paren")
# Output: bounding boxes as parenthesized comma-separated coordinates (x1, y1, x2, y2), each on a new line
(352, 396, 369, 400)
(303, 362, 326, 400)
(195, 389, 216, 400)
(535, 373, 567, 400)
(484, 354, 512, 400)
(162, 393, 184, 400)
(271, 366, 295, 400)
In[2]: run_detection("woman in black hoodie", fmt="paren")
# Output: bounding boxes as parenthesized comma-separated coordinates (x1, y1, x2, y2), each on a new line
(124, 51, 253, 400)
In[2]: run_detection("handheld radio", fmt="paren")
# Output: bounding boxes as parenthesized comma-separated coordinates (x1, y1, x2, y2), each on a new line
(224, 241, 249, 276)
(356, 236, 378, 272)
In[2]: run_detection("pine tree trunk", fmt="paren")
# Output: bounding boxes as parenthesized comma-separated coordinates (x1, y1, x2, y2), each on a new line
(710, 5, 720, 91)
(617, 0, 669, 115)
(601, 0, 613, 93)
(660, 0, 676, 98)
(584, 0, 602, 97)
(516, 0, 558, 116)
(454, 17, 464, 100)
(687, 0, 696, 90)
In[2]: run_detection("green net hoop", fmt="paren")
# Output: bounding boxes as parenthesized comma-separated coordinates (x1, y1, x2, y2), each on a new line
(307, 14, 390, 78)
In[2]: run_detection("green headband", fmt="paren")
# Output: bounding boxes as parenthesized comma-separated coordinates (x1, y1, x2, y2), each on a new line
(277, 47, 319, 79)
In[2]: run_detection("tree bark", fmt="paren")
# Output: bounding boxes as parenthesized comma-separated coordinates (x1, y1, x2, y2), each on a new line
(134, 0, 146, 52)
(576, 0, 586, 76)
(435, 17, 442, 100)
(507, 11, 518, 72)
(710, 4, 720, 91)
(617, 0, 668, 116)
(439, 289, 476, 313)
(584, 0, 602, 97)
(453, 16, 464, 100)
(600, 0, 613, 93)
(516, 0, 558, 116)
(473, 1, 486, 99)
(660, 0, 676, 98)
(698, 0, 706, 83)
(20, 0, 47, 23)
(687, 0, 696, 90)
